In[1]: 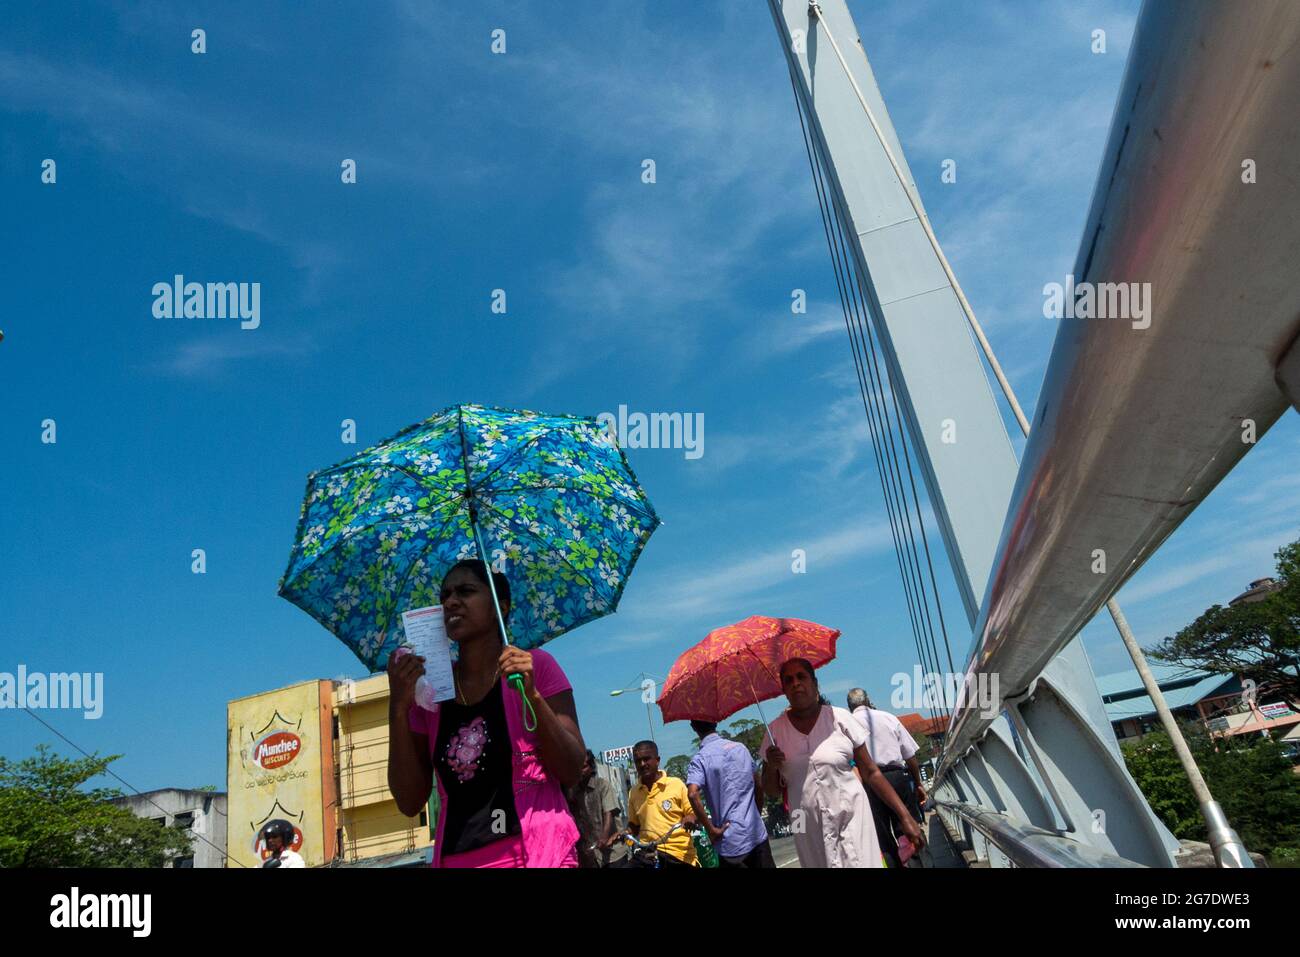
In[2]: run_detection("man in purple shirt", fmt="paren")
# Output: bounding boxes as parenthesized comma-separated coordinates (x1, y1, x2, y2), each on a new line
(685, 720, 775, 868)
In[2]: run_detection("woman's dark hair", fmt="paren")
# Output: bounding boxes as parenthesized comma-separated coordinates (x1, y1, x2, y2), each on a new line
(780, 657, 830, 706)
(779, 657, 817, 683)
(443, 559, 511, 614)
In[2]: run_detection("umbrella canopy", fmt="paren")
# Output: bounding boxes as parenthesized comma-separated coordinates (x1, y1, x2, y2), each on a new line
(656, 615, 840, 724)
(278, 404, 660, 670)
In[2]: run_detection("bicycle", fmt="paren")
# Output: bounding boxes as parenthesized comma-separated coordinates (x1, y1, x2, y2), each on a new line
(611, 822, 688, 869)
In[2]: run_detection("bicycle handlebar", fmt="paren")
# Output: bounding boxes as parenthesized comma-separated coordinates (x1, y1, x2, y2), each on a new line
(619, 821, 688, 851)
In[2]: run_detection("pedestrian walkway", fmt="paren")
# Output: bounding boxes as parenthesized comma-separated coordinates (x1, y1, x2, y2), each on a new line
(770, 835, 801, 868)
(768, 817, 966, 869)
(919, 812, 967, 868)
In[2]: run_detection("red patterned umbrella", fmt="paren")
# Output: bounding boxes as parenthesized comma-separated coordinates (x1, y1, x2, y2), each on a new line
(656, 616, 840, 734)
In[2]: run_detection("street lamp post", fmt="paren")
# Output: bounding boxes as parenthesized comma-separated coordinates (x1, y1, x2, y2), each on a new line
(610, 673, 663, 745)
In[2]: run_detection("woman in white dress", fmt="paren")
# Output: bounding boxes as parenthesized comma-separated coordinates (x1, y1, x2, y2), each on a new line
(761, 658, 925, 868)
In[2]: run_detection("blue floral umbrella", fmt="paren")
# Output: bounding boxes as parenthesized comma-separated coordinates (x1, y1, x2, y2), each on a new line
(278, 404, 661, 671)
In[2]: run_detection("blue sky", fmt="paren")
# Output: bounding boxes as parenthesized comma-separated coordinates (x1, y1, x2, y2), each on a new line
(3, 0, 1297, 792)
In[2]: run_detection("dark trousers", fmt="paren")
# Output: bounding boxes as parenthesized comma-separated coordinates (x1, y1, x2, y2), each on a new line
(656, 852, 697, 871)
(718, 839, 776, 869)
(871, 766, 922, 868)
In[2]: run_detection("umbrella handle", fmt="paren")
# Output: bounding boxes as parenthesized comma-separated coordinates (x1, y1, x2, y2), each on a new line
(511, 675, 538, 731)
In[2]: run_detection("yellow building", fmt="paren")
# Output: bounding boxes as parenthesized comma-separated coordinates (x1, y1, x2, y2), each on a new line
(227, 675, 432, 867)
(334, 674, 434, 864)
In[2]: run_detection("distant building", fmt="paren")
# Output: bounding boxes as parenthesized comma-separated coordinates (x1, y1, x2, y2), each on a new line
(1098, 664, 1300, 743)
(227, 679, 340, 868)
(227, 676, 433, 868)
(898, 712, 950, 744)
(228, 675, 639, 867)
(110, 788, 227, 868)
(893, 713, 948, 780)
(332, 674, 434, 866)
(1098, 664, 1241, 741)
(1229, 577, 1283, 606)
(1098, 569, 1299, 743)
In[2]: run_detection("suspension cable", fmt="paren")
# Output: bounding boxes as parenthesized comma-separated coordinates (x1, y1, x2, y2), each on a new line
(784, 42, 952, 709)
(787, 61, 932, 682)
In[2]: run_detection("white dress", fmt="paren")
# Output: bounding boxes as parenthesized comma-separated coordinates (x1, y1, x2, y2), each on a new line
(769, 705, 883, 868)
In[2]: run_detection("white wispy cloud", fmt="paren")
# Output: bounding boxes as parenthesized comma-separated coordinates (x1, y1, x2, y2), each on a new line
(1117, 553, 1243, 606)
(180, 198, 344, 303)
(148, 333, 318, 378)
(587, 517, 895, 656)
(737, 301, 845, 364)
(0, 51, 323, 167)
(437, 9, 822, 389)
(688, 390, 871, 482)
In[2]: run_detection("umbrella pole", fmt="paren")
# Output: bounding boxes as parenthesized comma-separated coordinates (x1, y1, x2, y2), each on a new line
(468, 504, 512, 647)
(740, 669, 778, 751)
(469, 503, 535, 729)
(753, 698, 777, 750)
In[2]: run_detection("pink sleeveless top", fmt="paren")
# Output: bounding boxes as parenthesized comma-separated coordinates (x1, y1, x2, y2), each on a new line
(407, 647, 580, 868)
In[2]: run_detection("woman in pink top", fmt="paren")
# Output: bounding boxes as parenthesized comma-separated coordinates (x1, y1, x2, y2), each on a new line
(387, 559, 584, 867)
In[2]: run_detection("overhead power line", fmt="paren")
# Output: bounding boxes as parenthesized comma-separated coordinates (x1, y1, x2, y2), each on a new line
(19, 707, 245, 867)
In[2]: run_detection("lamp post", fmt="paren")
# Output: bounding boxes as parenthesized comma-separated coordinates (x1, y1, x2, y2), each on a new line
(610, 673, 662, 745)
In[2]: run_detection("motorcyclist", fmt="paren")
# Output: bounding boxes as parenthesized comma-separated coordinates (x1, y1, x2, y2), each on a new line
(261, 820, 305, 869)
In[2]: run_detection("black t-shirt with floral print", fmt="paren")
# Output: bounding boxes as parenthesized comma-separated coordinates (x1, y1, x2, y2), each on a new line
(433, 680, 521, 854)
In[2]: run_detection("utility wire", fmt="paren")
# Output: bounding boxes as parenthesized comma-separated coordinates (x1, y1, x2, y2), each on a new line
(20, 707, 246, 867)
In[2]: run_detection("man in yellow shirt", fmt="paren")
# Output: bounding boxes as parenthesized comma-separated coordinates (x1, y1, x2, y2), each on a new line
(625, 740, 698, 869)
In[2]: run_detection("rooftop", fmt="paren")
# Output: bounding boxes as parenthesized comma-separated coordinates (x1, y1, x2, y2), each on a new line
(1095, 664, 1240, 722)
(898, 712, 950, 737)
(109, 787, 226, 801)
(1230, 577, 1283, 605)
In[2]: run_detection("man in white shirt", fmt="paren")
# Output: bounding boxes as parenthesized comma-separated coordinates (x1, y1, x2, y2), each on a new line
(261, 821, 306, 869)
(847, 688, 926, 867)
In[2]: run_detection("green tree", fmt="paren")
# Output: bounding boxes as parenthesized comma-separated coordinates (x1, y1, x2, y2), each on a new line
(720, 717, 770, 760)
(1151, 537, 1300, 701)
(904, 724, 936, 766)
(664, 754, 691, 781)
(1119, 729, 1204, 839)
(1121, 722, 1300, 864)
(0, 746, 194, 867)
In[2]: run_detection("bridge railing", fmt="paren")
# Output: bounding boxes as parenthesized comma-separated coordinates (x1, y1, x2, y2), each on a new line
(934, 801, 1146, 869)
(932, 0, 1300, 866)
